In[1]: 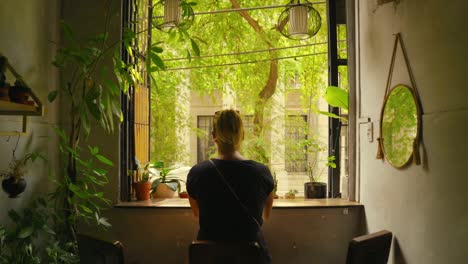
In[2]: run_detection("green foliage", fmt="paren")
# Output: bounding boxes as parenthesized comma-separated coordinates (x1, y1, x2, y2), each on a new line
(150, 161, 185, 193)
(50, 127, 113, 229)
(286, 189, 298, 196)
(303, 138, 336, 183)
(0, 151, 46, 180)
(0, 198, 79, 264)
(47, 3, 134, 251)
(324, 86, 348, 110)
(149, 0, 330, 166)
(319, 86, 349, 121)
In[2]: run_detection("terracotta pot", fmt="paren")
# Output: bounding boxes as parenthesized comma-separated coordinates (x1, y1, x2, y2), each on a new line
(152, 183, 175, 199)
(2, 177, 27, 198)
(304, 182, 327, 199)
(178, 191, 189, 199)
(133, 181, 152, 201)
(284, 194, 296, 199)
(274, 194, 279, 199)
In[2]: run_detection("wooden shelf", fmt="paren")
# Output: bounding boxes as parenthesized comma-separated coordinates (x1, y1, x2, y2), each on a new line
(0, 100, 42, 116)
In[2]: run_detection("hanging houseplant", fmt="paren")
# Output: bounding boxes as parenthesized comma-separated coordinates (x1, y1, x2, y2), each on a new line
(1, 152, 43, 198)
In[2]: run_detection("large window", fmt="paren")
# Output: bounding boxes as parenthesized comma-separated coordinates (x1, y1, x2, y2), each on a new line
(123, 0, 353, 200)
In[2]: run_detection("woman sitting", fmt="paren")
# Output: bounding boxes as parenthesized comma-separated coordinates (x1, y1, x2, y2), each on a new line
(186, 109, 275, 263)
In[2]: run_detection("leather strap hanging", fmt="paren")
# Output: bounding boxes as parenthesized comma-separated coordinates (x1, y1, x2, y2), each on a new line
(376, 33, 422, 165)
(209, 159, 262, 230)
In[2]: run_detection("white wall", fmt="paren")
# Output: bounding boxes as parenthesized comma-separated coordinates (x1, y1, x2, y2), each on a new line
(356, 0, 468, 263)
(0, 0, 60, 224)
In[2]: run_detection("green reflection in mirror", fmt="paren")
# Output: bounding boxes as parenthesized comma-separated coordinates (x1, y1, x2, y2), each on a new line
(382, 85, 418, 167)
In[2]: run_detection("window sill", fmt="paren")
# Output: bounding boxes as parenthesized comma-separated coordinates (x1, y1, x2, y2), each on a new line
(114, 198, 362, 209)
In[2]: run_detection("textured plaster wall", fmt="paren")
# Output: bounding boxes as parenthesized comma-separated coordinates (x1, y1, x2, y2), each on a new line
(356, 0, 468, 263)
(61, 2, 364, 263)
(0, 0, 60, 224)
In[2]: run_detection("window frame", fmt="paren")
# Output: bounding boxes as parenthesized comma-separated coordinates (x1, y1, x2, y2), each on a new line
(121, 0, 357, 202)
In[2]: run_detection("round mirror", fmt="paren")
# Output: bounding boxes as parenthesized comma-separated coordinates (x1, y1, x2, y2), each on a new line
(380, 84, 420, 168)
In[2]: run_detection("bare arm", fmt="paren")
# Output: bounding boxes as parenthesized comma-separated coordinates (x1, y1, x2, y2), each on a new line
(262, 191, 274, 221)
(188, 195, 199, 218)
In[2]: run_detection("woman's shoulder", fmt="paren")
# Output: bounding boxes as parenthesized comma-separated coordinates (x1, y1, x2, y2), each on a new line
(189, 160, 213, 174)
(245, 160, 270, 171)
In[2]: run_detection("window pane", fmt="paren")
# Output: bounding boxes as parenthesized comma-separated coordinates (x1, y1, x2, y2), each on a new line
(197, 116, 215, 163)
(285, 115, 308, 172)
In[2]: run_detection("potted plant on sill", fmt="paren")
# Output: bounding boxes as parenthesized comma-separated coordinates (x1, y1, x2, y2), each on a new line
(1, 152, 43, 198)
(151, 161, 185, 199)
(304, 156, 336, 199)
(133, 162, 153, 201)
(284, 189, 298, 199)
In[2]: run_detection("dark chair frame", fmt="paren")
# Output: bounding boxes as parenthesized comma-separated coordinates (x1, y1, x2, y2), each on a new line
(77, 233, 125, 264)
(346, 230, 393, 264)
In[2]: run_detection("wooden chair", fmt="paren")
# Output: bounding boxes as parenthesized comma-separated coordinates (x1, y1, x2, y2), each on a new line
(346, 230, 393, 264)
(77, 234, 125, 264)
(189, 240, 267, 264)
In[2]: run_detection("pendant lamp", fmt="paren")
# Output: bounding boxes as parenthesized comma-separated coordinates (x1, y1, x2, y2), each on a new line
(155, 0, 194, 32)
(278, 0, 321, 40)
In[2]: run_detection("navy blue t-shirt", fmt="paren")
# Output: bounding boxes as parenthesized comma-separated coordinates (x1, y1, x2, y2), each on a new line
(186, 159, 274, 242)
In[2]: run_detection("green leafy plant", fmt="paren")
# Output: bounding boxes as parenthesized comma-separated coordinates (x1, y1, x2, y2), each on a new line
(285, 189, 298, 199)
(0, 152, 45, 181)
(0, 198, 79, 264)
(49, 127, 113, 232)
(307, 156, 336, 183)
(150, 161, 185, 193)
(319, 86, 349, 120)
(301, 137, 336, 183)
(47, 9, 133, 248)
(132, 160, 155, 183)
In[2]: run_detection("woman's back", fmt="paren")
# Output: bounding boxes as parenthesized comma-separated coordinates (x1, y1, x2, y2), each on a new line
(187, 159, 274, 241)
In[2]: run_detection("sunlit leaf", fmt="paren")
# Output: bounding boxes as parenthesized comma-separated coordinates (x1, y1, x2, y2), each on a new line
(48, 90, 58, 103)
(318, 111, 348, 121)
(190, 38, 200, 57)
(96, 154, 114, 166)
(324, 86, 348, 110)
(150, 53, 166, 70)
(18, 227, 34, 239)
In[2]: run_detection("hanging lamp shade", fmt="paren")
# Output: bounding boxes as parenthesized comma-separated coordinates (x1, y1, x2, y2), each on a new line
(155, 0, 194, 32)
(278, 0, 321, 40)
(163, 0, 181, 28)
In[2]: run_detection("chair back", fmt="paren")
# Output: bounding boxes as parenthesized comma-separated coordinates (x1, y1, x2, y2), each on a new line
(346, 230, 393, 264)
(189, 240, 266, 264)
(77, 234, 125, 264)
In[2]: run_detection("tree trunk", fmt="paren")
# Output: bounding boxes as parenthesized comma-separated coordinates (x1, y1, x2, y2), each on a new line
(230, 0, 279, 162)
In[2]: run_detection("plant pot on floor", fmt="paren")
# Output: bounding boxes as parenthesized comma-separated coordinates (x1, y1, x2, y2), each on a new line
(152, 183, 175, 199)
(134, 181, 152, 201)
(304, 182, 327, 199)
(2, 176, 27, 198)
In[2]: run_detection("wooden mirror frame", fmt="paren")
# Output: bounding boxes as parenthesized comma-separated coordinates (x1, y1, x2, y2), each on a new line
(378, 84, 422, 168)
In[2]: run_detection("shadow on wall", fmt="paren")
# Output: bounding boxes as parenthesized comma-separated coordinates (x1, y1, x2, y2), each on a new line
(393, 237, 408, 264)
(359, 207, 369, 235)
